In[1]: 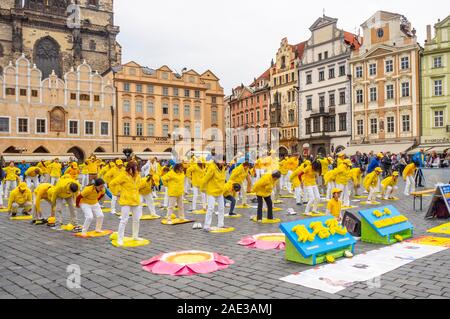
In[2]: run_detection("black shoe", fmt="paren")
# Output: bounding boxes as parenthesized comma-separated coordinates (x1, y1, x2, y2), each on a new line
(35, 219, 47, 226)
(296, 203, 303, 206)
(228, 212, 237, 216)
(30, 220, 37, 225)
(11, 213, 17, 217)
(23, 211, 30, 216)
(72, 226, 82, 233)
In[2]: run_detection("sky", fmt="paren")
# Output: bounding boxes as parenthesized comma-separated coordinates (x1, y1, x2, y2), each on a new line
(115, 0, 450, 95)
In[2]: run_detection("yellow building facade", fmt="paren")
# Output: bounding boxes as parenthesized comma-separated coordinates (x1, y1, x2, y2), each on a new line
(108, 62, 225, 156)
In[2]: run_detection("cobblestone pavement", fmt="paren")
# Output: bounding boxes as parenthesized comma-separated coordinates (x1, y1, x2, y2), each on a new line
(0, 168, 449, 299)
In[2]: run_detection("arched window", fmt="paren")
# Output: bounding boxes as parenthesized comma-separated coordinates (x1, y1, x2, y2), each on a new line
(67, 147, 85, 162)
(94, 147, 106, 153)
(4, 146, 19, 154)
(34, 146, 50, 153)
(34, 36, 61, 79)
(89, 40, 96, 51)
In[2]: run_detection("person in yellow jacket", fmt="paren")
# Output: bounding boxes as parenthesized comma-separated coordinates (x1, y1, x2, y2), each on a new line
(48, 158, 62, 185)
(324, 168, 338, 201)
(251, 171, 281, 222)
(25, 166, 42, 190)
(336, 152, 346, 167)
(65, 162, 80, 181)
(104, 159, 125, 215)
(85, 156, 102, 182)
(161, 164, 185, 224)
(3, 162, 20, 199)
(381, 171, 399, 200)
(254, 157, 263, 179)
(335, 159, 353, 207)
(138, 173, 160, 218)
(326, 188, 343, 221)
(403, 163, 417, 196)
(349, 167, 363, 197)
(33, 183, 54, 225)
(318, 157, 334, 195)
(79, 162, 89, 188)
(37, 160, 50, 183)
(285, 156, 299, 194)
(77, 179, 106, 237)
(279, 157, 289, 191)
(201, 158, 227, 232)
(229, 161, 251, 208)
(109, 162, 142, 246)
(8, 182, 32, 217)
(50, 177, 81, 230)
(186, 160, 207, 212)
(363, 167, 382, 204)
(223, 182, 241, 217)
(302, 161, 321, 214)
(290, 158, 305, 206)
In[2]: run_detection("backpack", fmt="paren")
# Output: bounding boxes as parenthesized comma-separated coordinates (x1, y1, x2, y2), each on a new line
(432, 199, 450, 219)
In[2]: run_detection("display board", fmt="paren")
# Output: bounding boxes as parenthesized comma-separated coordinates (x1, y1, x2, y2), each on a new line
(425, 185, 450, 219)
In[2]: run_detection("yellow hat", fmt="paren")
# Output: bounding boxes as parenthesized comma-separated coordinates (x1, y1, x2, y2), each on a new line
(18, 182, 28, 191)
(377, 153, 384, 158)
(338, 152, 345, 157)
(116, 159, 124, 166)
(393, 171, 399, 176)
(375, 167, 383, 173)
(332, 188, 343, 195)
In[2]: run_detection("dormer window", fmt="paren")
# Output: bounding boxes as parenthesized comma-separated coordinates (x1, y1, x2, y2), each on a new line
(281, 56, 286, 69)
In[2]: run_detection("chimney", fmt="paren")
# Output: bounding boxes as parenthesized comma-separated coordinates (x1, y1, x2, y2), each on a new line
(426, 25, 432, 42)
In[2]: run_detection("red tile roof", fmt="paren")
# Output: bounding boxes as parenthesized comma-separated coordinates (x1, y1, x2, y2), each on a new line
(291, 41, 307, 60)
(344, 31, 363, 49)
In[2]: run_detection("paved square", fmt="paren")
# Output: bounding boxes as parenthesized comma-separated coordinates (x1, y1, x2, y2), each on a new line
(1, 169, 449, 299)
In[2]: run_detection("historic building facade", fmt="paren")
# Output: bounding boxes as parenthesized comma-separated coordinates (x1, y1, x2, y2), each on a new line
(420, 15, 450, 152)
(270, 38, 305, 156)
(0, 0, 121, 78)
(228, 69, 271, 158)
(298, 16, 361, 157)
(107, 61, 225, 155)
(348, 11, 421, 154)
(0, 55, 115, 160)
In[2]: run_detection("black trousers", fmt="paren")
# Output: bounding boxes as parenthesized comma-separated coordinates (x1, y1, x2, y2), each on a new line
(224, 195, 236, 215)
(257, 196, 273, 221)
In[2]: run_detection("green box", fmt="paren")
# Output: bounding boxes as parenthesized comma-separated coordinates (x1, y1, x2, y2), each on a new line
(361, 219, 413, 245)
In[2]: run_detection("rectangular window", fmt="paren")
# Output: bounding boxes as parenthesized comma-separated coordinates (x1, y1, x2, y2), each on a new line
(357, 119, 364, 135)
(195, 90, 200, 98)
(370, 87, 377, 101)
(80, 94, 90, 101)
(401, 56, 410, 70)
(386, 60, 393, 73)
(184, 89, 190, 97)
(18, 118, 28, 133)
(369, 63, 376, 76)
(71, 93, 77, 100)
(31, 90, 38, 97)
(264, 110, 267, 120)
(356, 90, 363, 103)
(147, 85, 154, 94)
(370, 118, 378, 134)
(147, 101, 154, 115)
(173, 87, 179, 96)
(339, 113, 346, 131)
(306, 74, 312, 84)
(195, 106, 201, 119)
(85, 121, 94, 135)
(386, 84, 394, 100)
(329, 68, 335, 79)
(69, 121, 78, 135)
(339, 65, 346, 77)
(94, 95, 100, 102)
(305, 119, 311, 134)
(318, 53, 322, 61)
(324, 51, 328, 59)
(173, 104, 180, 117)
(434, 80, 443, 96)
(319, 71, 325, 81)
(135, 101, 143, 113)
(163, 87, 169, 96)
(339, 91, 346, 105)
(163, 124, 169, 137)
(329, 93, 335, 107)
(123, 83, 130, 92)
(136, 123, 143, 136)
(434, 110, 444, 128)
(356, 66, 363, 78)
(319, 95, 325, 109)
(212, 110, 218, 123)
(306, 96, 312, 111)
(212, 97, 217, 104)
(402, 82, 410, 97)
(36, 119, 46, 134)
(286, 74, 289, 83)
(136, 84, 142, 93)
(162, 104, 169, 115)
(6, 88, 15, 95)
(147, 123, 154, 136)
(20, 89, 27, 96)
(123, 123, 130, 136)
(402, 115, 410, 132)
(123, 100, 130, 112)
(434, 57, 442, 68)
(329, 116, 336, 132)
(323, 116, 329, 132)
(313, 118, 320, 133)
(184, 105, 191, 117)
(387, 116, 395, 133)
(100, 122, 109, 136)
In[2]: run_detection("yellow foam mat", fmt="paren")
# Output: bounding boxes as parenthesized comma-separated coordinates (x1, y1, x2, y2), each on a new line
(236, 205, 252, 209)
(354, 195, 368, 199)
(383, 197, 400, 201)
(0, 208, 9, 213)
(209, 227, 235, 233)
(361, 201, 381, 205)
(60, 224, 77, 231)
(192, 209, 207, 215)
(342, 206, 359, 210)
(140, 214, 161, 221)
(251, 217, 281, 224)
(10, 215, 33, 221)
(115, 212, 132, 217)
(408, 236, 450, 247)
(104, 200, 111, 203)
(273, 200, 284, 204)
(247, 192, 256, 196)
(111, 236, 150, 248)
(264, 207, 283, 212)
(302, 212, 326, 217)
(427, 223, 450, 235)
(102, 208, 112, 213)
(75, 230, 113, 238)
(280, 195, 295, 199)
(225, 214, 242, 219)
(154, 197, 164, 201)
(161, 218, 193, 225)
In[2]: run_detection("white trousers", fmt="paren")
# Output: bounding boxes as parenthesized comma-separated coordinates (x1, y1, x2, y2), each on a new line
(368, 186, 378, 202)
(167, 196, 185, 219)
(294, 186, 303, 204)
(55, 197, 77, 225)
(110, 194, 118, 214)
(80, 174, 89, 188)
(384, 186, 398, 199)
(25, 176, 40, 190)
(336, 183, 350, 207)
(163, 187, 169, 207)
(204, 195, 225, 229)
(305, 186, 320, 213)
(141, 194, 156, 215)
(192, 187, 206, 210)
(117, 206, 142, 243)
(326, 181, 336, 200)
(0, 183, 3, 206)
(4, 180, 17, 199)
(404, 176, 415, 196)
(80, 203, 104, 234)
(286, 171, 293, 192)
(240, 180, 248, 205)
(256, 169, 263, 179)
(50, 177, 59, 186)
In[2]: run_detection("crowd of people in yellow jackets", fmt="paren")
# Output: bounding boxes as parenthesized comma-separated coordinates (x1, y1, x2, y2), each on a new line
(1, 150, 419, 247)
